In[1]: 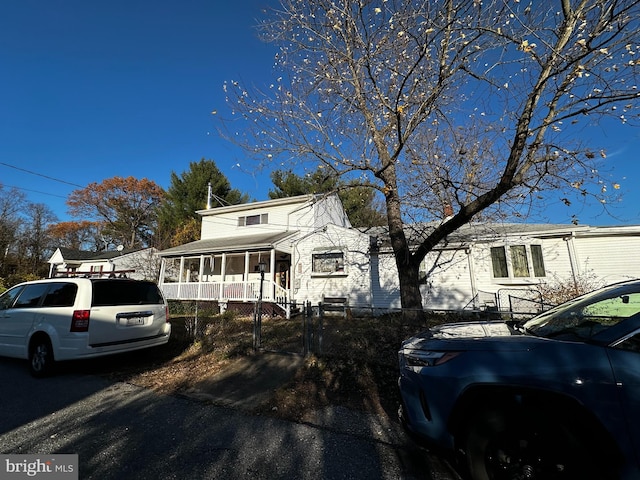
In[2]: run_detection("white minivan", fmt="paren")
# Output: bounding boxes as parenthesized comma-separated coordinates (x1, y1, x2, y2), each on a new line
(0, 277, 171, 376)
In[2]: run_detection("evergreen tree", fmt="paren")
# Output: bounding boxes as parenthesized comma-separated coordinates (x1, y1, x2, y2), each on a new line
(269, 169, 385, 228)
(157, 159, 248, 247)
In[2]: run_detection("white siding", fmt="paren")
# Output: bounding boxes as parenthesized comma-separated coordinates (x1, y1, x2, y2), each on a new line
(313, 195, 351, 229)
(370, 254, 401, 309)
(421, 249, 473, 310)
(572, 235, 640, 283)
(293, 225, 370, 305)
(200, 201, 311, 240)
(198, 194, 348, 241)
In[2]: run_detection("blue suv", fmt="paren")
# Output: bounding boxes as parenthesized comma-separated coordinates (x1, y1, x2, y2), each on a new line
(398, 280, 640, 480)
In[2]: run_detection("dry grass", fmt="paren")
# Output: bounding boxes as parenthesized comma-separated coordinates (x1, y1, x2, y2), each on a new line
(89, 312, 449, 421)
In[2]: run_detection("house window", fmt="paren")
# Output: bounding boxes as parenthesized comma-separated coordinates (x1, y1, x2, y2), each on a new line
(312, 252, 345, 274)
(531, 244, 546, 277)
(490, 247, 508, 278)
(491, 244, 546, 280)
(510, 245, 530, 277)
(238, 213, 268, 226)
(183, 257, 201, 282)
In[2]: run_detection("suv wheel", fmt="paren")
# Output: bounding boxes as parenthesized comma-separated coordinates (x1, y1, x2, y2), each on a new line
(29, 337, 55, 377)
(462, 407, 599, 480)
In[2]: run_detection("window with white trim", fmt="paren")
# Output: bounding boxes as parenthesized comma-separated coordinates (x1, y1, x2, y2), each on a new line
(312, 251, 345, 274)
(238, 213, 268, 226)
(490, 244, 546, 279)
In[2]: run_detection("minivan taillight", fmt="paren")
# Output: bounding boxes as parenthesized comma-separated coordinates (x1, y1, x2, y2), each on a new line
(71, 310, 90, 332)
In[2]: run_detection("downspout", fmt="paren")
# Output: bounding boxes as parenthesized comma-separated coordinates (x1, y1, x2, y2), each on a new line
(564, 232, 580, 289)
(466, 246, 478, 309)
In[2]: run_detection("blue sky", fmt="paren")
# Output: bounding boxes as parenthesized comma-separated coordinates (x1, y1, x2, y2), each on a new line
(1, 0, 639, 226)
(1, 0, 275, 220)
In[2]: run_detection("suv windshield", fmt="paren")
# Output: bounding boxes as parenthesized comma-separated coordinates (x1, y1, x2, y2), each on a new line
(524, 284, 640, 340)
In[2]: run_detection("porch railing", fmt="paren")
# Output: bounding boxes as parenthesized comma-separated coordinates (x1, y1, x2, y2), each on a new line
(160, 280, 290, 316)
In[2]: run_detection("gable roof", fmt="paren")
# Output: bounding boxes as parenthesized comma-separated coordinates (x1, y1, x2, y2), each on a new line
(158, 231, 299, 257)
(196, 193, 324, 217)
(49, 247, 149, 264)
(366, 222, 594, 252)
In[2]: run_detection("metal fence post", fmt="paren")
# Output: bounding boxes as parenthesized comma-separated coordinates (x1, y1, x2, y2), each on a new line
(317, 301, 324, 355)
(303, 301, 311, 356)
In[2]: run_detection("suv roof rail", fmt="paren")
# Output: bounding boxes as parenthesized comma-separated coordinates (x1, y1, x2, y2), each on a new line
(50, 269, 136, 279)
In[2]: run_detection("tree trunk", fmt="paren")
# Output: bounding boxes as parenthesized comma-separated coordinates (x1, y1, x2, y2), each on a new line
(396, 258, 425, 324)
(384, 182, 426, 324)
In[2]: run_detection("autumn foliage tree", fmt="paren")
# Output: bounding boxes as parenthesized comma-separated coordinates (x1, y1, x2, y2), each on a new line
(67, 176, 165, 249)
(223, 0, 640, 317)
(47, 221, 104, 251)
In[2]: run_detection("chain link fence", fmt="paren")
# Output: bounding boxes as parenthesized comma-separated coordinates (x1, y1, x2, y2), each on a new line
(167, 294, 558, 361)
(168, 299, 492, 358)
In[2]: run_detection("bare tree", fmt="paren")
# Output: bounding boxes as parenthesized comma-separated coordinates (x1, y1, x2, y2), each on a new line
(0, 184, 27, 276)
(19, 203, 58, 276)
(222, 0, 640, 317)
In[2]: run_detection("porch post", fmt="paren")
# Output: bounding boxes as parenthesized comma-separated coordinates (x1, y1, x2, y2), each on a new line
(220, 253, 227, 302)
(244, 251, 251, 300)
(158, 258, 166, 284)
(178, 257, 185, 298)
(198, 255, 205, 300)
(269, 249, 276, 301)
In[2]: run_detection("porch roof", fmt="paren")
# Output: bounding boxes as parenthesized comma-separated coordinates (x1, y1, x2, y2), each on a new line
(158, 231, 299, 257)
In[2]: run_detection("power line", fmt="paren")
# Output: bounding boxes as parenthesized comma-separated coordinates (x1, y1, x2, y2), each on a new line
(0, 161, 83, 188)
(3, 184, 68, 199)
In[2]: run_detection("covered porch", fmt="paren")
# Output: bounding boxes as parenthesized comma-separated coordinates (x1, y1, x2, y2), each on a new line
(157, 232, 297, 317)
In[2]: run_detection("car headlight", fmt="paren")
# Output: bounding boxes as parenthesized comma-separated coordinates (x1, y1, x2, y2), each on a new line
(400, 349, 461, 367)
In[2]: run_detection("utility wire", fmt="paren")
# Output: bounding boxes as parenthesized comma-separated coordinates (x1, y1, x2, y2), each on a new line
(0, 161, 83, 188)
(4, 184, 68, 199)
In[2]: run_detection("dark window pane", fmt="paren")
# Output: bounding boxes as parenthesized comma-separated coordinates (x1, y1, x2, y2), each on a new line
(616, 333, 640, 353)
(245, 214, 261, 225)
(491, 247, 508, 278)
(14, 284, 49, 308)
(92, 280, 163, 306)
(531, 245, 546, 277)
(511, 245, 530, 277)
(42, 283, 78, 307)
(0, 286, 24, 310)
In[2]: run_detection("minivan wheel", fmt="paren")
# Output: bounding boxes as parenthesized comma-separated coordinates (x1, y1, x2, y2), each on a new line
(29, 337, 55, 377)
(462, 407, 598, 480)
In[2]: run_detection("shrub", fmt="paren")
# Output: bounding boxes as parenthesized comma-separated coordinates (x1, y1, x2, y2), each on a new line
(535, 272, 604, 306)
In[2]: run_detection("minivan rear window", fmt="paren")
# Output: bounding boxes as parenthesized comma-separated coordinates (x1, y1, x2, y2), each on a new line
(42, 283, 78, 307)
(91, 280, 164, 306)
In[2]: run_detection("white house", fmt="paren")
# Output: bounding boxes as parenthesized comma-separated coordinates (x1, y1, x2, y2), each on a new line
(157, 193, 640, 316)
(157, 194, 351, 317)
(372, 223, 640, 313)
(48, 247, 159, 281)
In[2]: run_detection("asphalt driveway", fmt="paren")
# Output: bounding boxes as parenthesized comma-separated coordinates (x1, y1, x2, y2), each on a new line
(0, 358, 458, 479)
